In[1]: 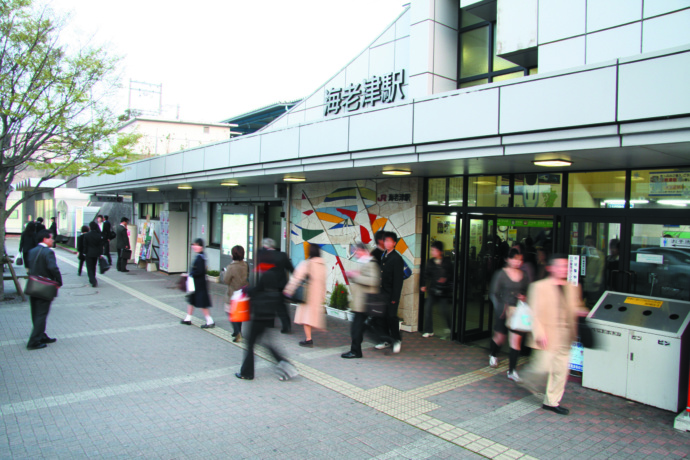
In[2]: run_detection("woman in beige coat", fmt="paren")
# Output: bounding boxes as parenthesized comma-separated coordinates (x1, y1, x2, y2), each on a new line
(223, 245, 249, 342)
(284, 244, 326, 347)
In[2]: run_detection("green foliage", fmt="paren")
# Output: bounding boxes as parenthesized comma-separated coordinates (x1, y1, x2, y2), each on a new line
(0, 0, 140, 220)
(206, 270, 220, 277)
(328, 282, 349, 310)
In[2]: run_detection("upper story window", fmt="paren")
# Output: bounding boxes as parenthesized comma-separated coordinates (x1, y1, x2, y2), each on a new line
(458, 10, 533, 89)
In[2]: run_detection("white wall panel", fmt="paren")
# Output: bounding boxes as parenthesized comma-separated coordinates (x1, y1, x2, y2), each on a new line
(500, 67, 617, 133)
(260, 128, 299, 163)
(586, 23, 642, 64)
(165, 152, 184, 175)
(264, 114, 289, 131)
(304, 106, 325, 123)
(372, 25, 396, 47)
(349, 105, 413, 151)
(395, 37, 410, 72)
(305, 88, 326, 109)
(411, 0, 434, 25)
(433, 75, 457, 94)
(643, 0, 690, 18)
(370, 41, 395, 78)
(538, 0, 586, 44)
(230, 135, 260, 166)
(324, 70, 346, 92)
(434, 24, 458, 80)
(410, 21, 434, 76)
(183, 149, 204, 173)
(618, 51, 690, 120)
(203, 143, 230, 171)
(497, 0, 538, 54)
(396, 9, 411, 38)
(587, 0, 642, 32)
(642, 9, 690, 53)
(435, 0, 459, 29)
(345, 51, 370, 86)
(287, 109, 306, 126)
(150, 157, 165, 177)
(135, 161, 150, 180)
(409, 73, 433, 99)
(124, 166, 136, 182)
(414, 88, 499, 143)
(538, 36, 585, 73)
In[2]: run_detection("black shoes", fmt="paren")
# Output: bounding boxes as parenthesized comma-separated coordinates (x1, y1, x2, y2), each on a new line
(41, 337, 57, 344)
(542, 404, 570, 415)
(200, 323, 215, 329)
(280, 328, 291, 334)
(341, 352, 362, 359)
(298, 340, 313, 347)
(180, 320, 192, 325)
(235, 373, 253, 380)
(27, 343, 47, 350)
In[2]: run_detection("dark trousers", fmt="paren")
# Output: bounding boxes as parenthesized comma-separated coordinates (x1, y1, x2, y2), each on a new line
(423, 293, 451, 334)
(28, 297, 52, 347)
(240, 319, 286, 378)
(349, 312, 367, 356)
(373, 300, 401, 343)
(78, 256, 85, 275)
(277, 299, 291, 332)
(231, 322, 242, 336)
(102, 241, 112, 264)
(117, 248, 128, 271)
(85, 256, 98, 286)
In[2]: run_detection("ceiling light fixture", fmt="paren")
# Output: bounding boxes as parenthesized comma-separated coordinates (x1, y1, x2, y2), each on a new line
(146, 187, 159, 192)
(283, 176, 305, 182)
(220, 181, 238, 186)
(178, 185, 192, 190)
(533, 159, 572, 167)
(382, 169, 412, 176)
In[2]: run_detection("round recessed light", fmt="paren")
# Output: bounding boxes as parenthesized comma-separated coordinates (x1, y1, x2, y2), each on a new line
(382, 169, 411, 176)
(178, 185, 193, 190)
(283, 177, 305, 182)
(220, 181, 238, 186)
(146, 187, 159, 192)
(533, 160, 572, 167)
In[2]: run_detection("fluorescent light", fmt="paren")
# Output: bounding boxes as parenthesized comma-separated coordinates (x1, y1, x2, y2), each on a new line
(474, 180, 496, 185)
(382, 169, 411, 176)
(603, 200, 626, 205)
(658, 200, 690, 206)
(533, 160, 572, 167)
(178, 185, 192, 190)
(283, 177, 305, 182)
(630, 199, 649, 204)
(146, 187, 159, 192)
(220, 181, 238, 186)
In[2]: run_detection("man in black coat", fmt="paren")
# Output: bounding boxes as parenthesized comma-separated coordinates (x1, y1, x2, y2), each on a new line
(102, 215, 113, 265)
(257, 238, 294, 333)
(84, 222, 104, 287)
(48, 217, 58, 241)
(35, 217, 46, 232)
(115, 217, 131, 272)
(374, 231, 404, 353)
(26, 230, 63, 350)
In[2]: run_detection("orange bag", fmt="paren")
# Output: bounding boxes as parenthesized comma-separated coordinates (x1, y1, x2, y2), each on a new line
(229, 291, 250, 323)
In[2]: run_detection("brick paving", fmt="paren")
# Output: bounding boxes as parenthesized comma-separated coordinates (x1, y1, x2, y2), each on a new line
(1, 237, 689, 459)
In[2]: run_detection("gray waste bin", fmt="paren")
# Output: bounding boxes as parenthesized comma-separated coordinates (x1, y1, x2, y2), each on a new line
(583, 291, 690, 412)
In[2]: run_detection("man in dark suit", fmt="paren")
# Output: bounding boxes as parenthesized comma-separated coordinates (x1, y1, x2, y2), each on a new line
(102, 215, 113, 265)
(257, 238, 294, 333)
(48, 217, 58, 241)
(35, 217, 46, 232)
(370, 231, 386, 264)
(374, 231, 404, 354)
(116, 217, 131, 272)
(26, 230, 63, 350)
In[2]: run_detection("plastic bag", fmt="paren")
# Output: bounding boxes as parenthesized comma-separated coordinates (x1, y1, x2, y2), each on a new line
(229, 289, 250, 322)
(509, 300, 532, 332)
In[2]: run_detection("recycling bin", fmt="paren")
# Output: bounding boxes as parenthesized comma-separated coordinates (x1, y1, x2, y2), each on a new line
(583, 291, 690, 412)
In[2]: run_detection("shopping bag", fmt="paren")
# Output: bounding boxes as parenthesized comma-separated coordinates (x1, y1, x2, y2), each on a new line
(508, 300, 532, 332)
(25, 275, 60, 301)
(186, 276, 195, 293)
(229, 290, 250, 322)
(366, 293, 387, 317)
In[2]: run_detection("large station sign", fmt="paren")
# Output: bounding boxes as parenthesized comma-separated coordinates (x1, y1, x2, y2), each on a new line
(324, 70, 405, 116)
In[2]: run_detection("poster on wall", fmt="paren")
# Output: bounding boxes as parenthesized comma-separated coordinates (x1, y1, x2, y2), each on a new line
(648, 171, 690, 196)
(222, 214, 248, 257)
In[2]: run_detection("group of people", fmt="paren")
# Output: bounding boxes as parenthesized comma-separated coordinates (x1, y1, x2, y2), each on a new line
(18, 216, 58, 270)
(76, 215, 132, 287)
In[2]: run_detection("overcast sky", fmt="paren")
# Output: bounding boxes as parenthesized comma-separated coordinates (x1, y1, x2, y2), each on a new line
(48, 0, 407, 123)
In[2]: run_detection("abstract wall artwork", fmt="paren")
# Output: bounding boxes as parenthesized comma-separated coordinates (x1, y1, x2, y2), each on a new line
(290, 178, 421, 310)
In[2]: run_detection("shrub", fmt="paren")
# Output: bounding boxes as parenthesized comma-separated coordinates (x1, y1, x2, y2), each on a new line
(206, 270, 220, 277)
(328, 282, 349, 310)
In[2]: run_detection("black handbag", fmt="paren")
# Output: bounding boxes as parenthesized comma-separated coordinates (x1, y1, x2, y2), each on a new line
(15, 257, 23, 266)
(122, 249, 132, 260)
(98, 255, 110, 274)
(289, 275, 309, 303)
(366, 293, 387, 317)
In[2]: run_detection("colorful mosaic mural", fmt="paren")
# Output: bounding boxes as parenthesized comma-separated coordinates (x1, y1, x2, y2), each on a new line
(290, 178, 421, 299)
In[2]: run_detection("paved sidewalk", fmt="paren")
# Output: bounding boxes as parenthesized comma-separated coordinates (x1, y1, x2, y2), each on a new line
(1, 238, 689, 459)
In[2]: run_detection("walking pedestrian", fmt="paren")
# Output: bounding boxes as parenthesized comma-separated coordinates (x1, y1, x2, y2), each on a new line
(520, 254, 587, 415)
(26, 230, 62, 350)
(115, 217, 131, 272)
(76, 225, 89, 276)
(374, 232, 404, 353)
(180, 238, 214, 328)
(488, 248, 530, 381)
(19, 221, 38, 272)
(102, 215, 113, 265)
(257, 238, 294, 333)
(236, 268, 297, 381)
(47, 217, 58, 243)
(342, 243, 380, 359)
(84, 222, 103, 287)
(284, 244, 326, 347)
(224, 245, 248, 341)
(420, 241, 453, 338)
(35, 217, 45, 232)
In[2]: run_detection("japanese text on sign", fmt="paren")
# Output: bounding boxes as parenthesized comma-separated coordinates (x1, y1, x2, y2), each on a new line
(378, 193, 411, 203)
(324, 70, 405, 116)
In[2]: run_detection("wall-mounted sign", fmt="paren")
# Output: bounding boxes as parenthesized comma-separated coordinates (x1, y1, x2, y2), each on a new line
(324, 70, 405, 116)
(377, 193, 411, 202)
(568, 255, 580, 285)
(90, 195, 123, 203)
(649, 170, 690, 196)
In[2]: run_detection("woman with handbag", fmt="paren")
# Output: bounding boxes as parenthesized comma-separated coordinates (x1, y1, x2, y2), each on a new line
(420, 241, 453, 338)
(223, 245, 248, 341)
(283, 244, 326, 347)
(180, 238, 214, 328)
(19, 221, 38, 271)
(488, 248, 530, 382)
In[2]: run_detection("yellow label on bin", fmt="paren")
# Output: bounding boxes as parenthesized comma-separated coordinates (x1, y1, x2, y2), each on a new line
(624, 297, 663, 308)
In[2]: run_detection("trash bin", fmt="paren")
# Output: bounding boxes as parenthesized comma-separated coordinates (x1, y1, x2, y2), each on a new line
(583, 291, 690, 412)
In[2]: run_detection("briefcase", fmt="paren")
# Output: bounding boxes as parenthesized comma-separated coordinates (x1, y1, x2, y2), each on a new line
(122, 249, 132, 260)
(25, 275, 60, 301)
